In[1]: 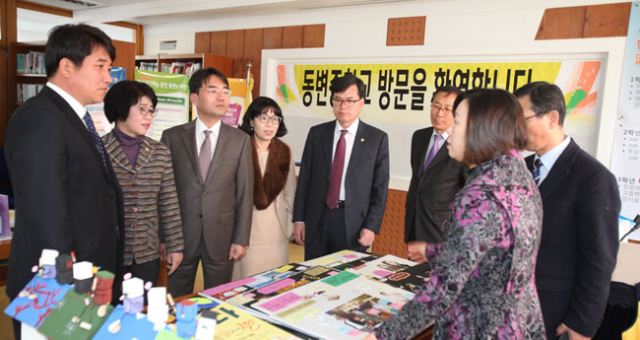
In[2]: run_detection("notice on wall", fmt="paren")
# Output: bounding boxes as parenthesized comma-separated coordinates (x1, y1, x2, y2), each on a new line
(611, 1, 640, 241)
(273, 58, 605, 181)
(135, 69, 190, 141)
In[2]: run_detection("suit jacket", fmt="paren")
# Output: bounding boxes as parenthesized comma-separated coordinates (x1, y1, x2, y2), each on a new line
(4, 86, 124, 300)
(526, 139, 620, 337)
(161, 121, 253, 261)
(404, 127, 467, 243)
(293, 120, 390, 249)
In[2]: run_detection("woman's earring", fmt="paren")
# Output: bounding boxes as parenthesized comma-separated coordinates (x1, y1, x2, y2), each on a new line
(250, 126, 254, 133)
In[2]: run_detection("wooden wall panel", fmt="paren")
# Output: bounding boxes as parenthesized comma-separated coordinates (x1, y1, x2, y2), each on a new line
(210, 31, 228, 56)
(136, 25, 144, 55)
(263, 27, 283, 49)
(226, 30, 245, 79)
(282, 25, 304, 48)
(387, 16, 426, 46)
(584, 2, 631, 38)
(535, 6, 586, 40)
(112, 40, 136, 81)
(196, 24, 325, 97)
(194, 31, 211, 53)
(244, 28, 264, 99)
(303, 24, 325, 48)
(372, 189, 408, 258)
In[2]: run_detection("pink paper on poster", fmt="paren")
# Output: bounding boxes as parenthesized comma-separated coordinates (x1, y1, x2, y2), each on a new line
(257, 278, 295, 295)
(201, 277, 255, 296)
(373, 270, 392, 278)
(258, 292, 301, 312)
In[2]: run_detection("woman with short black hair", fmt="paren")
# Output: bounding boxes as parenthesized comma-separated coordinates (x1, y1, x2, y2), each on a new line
(102, 80, 185, 286)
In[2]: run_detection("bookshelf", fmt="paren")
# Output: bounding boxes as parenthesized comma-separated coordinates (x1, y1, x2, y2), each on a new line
(135, 53, 233, 78)
(9, 43, 47, 111)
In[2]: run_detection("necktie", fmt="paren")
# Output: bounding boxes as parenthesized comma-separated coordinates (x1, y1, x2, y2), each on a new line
(326, 129, 348, 210)
(82, 112, 107, 169)
(533, 158, 543, 185)
(199, 130, 213, 182)
(422, 134, 443, 173)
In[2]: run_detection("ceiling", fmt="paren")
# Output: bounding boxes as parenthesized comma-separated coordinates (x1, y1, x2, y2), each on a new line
(25, 0, 427, 25)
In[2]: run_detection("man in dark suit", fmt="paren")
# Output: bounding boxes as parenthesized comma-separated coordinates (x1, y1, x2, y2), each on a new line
(4, 24, 124, 338)
(404, 86, 466, 263)
(515, 82, 620, 340)
(293, 74, 390, 260)
(161, 68, 253, 297)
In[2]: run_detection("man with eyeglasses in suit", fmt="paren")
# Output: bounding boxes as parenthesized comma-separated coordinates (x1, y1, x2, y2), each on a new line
(404, 86, 467, 263)
(161, 68, 253, 297)
(293, 73, 390, 260)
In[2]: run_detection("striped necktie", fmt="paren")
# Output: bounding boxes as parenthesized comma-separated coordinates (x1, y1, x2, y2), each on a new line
(199, 130, 213, 182)
(533, 158, 543, 185)
(82, 112, 107, 169)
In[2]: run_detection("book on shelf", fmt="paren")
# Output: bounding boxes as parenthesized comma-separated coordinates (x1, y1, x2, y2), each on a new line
(169, 62, 201, 76)
(17, 84, 45, 104)
(16, 51, 46, 75)
(138, 61, 158, 71)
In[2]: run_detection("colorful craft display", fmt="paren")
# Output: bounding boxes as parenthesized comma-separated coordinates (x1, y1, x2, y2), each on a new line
(6, 249, 426, 340)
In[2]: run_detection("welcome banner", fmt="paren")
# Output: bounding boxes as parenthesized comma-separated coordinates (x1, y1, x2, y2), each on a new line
(274, 60, 603, 155)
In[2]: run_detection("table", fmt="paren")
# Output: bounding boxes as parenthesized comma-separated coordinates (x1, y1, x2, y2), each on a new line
(0, 238, 10, 286)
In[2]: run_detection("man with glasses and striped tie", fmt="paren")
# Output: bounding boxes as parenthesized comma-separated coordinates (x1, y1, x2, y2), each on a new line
(516, 82, 620, 340)
(161, 68, 253, 298)
(293, 74, 390, 260)
(404, 86, 467, 264)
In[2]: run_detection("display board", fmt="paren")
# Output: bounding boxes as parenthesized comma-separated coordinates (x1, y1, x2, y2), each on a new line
(611, 1, 640, 240)
(135, 69, 190, 141)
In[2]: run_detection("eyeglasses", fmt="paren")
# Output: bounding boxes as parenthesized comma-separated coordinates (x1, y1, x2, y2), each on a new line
(257, 115, 282, 124)
(524, 111, 549, 120)
(332, 97, 361, 108)
(204, 87, 232, 97)
(430, 103, 453, 114)
(136, 105, 158, 117)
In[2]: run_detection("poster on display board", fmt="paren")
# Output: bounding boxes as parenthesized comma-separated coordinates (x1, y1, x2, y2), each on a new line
(611, 1, 640, 241)
(135, 69, 190, 141)
(273, 59, 605, 181)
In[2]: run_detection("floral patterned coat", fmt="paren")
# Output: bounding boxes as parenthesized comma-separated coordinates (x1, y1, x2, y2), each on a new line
(375, 151, 546, 340)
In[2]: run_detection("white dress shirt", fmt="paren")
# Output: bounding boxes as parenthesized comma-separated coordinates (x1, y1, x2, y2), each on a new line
(332, 118, 360, 201)
(535, 135, 571, 185)
(46, 82, 88, 128)
(195, 118, 221, 159)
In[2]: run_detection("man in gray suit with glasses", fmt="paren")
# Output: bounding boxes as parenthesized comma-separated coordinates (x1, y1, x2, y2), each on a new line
(161, 68, 253, 297)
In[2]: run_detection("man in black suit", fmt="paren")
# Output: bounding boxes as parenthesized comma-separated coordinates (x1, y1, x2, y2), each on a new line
(404, 86, 466, 263)
(515, 82, 620, 340)
(5, 24, 124, 338)
(293, 74, 390, 260)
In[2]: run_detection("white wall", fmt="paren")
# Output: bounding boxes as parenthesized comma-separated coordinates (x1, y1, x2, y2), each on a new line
(144, 0, 627, 190)
(144, 32, 195, 55)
